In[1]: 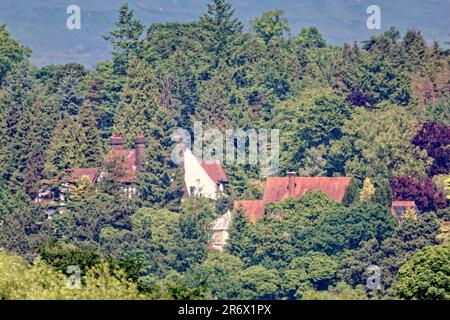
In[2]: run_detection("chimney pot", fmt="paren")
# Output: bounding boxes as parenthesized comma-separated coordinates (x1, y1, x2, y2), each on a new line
(110, 133, 125, 150)
(134, 133, 147, 171)
(287, 171, 296, 198)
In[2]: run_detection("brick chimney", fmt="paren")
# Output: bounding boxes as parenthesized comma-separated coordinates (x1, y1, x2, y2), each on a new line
(110, 133, 125, 150)
(287, 171, 296, 198)
(134, 133, 147, 171)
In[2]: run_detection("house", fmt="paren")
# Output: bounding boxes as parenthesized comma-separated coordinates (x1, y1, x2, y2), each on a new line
(96, 133, 147, 198)
(179, 148, 231, 251)
(263, 173, 351, 203)
(183, 148, 229, 200)
(235, 172, 351, 222)
(35, 133, 148, 217)
(211, 172, 352, 251)
(210, 210, 232, 251)
(391, 200, 419, 223)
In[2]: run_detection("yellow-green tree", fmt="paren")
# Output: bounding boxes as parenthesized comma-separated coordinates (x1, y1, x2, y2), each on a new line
(402, 207, 418, 221)
(359, 178, 376, 202)
(0, 250, 144, 300)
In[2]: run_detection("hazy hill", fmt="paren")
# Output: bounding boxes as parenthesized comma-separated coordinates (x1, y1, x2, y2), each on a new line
(0, 0, 448, 67)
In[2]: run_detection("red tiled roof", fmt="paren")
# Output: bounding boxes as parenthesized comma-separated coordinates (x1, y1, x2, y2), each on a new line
(391, 201, 418, 220)
(234, 200, 265, 223)
(68, 168, 99, 184)
(104, 148, 137, 183)
(201, 160, 228, 184)
(391, 200, 416, 207)
(263, 177, 351, 203)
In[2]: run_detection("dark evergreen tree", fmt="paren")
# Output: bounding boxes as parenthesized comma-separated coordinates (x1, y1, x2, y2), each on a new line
(200, 0, 243, 69)
(77, 79, 103, 167)
(103, 3, 144, 75)
(226, 207, 250, 257)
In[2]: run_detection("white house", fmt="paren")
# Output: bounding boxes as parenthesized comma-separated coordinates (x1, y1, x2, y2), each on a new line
(183, 148, 228, 200)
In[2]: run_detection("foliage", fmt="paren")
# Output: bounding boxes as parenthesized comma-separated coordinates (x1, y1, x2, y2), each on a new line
(302, 282, 368, 300)
(412, 121, 450, 176)
(394, 244, 450, 300)
(329, 107, 431, 181)
(391, 175, 447, 212)
(0, 250, 143, 300)
(0, 0, 449, 300)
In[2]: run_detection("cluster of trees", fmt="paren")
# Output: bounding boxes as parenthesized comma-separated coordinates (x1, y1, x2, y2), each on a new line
(0, 0, 449, 300)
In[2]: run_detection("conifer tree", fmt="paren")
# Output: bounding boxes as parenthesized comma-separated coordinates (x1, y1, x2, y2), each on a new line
(0, 62, 40, 189)
(77, 79, 103, 167)
(200, 0, 243, 68)
(113, 59, 162, 143)
(137, 103, 184, 211)
(226, 207, 250, 257)
(23, 145, 45, 199)
(44, 115, 84, 181)
(103, 3, 144, 75)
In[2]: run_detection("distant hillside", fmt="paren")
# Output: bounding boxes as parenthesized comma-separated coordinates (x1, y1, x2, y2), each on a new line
(0, 0, 448, 67)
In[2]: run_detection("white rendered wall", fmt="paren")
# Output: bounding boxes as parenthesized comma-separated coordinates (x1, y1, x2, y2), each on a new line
(184, 149, 219, 199)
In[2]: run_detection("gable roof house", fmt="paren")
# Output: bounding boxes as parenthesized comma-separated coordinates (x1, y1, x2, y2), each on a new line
(96, 133, 147, 197)
(179, 148, 231, 251)
(211, 172, 352, 251)
(235, 173, 351, 223)
(35, 133, 148, 217)
(183, 148, 229, 200)
(390, 200, 419, 223)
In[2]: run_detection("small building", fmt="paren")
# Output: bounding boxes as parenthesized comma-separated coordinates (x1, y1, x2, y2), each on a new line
(391, 200, 419, 223)
(183, 148, 228, 200)
(210, 210, 232, 251)
(35, 133, 148, 216)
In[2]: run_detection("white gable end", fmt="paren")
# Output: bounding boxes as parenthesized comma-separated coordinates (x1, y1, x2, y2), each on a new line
(184, 149, 219, 199)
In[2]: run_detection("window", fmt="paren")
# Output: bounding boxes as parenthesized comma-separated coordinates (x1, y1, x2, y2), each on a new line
(189, 186, 196, 198)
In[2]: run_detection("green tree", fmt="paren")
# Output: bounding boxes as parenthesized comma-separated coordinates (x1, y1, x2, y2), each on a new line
(329, 106, 431, 181)
(103, 3, 144, 75)
(226, 207, 251, 257)
(0, 24, 30, 84)
(297, 27, 326, 49)
(200, 0, 243, 68)
(0, 250, 143, 300)
(239, 265, 281, 300)
(302, 282, 368, 300)
(77, 79, 103, 167)
(44, 115, 84, 181)
(251, 10, 289, 45)
(188, 252, 244, 299)
(394, 244, 450, 300)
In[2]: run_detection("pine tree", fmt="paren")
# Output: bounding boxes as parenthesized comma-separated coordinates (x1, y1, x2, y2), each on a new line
(226, 207, 250, 257)
(113, 58, 162, 144)
(48, 63, 87, 116)
(77, 79, 103, 167)
(200, 0, 243, 68)
(251, 10, 289, 45)
(0, 62, 40, 189)
(137, 104, 184, 211)
(103, 3, 144, 75)
(402, 29, 427, 72)
(114, 58, 183, 210)
(23, 145, 45, 199)
(44, 115, 84, 182)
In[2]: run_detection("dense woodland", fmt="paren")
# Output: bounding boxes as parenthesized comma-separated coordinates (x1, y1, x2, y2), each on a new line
(0, 1, 449, 300)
